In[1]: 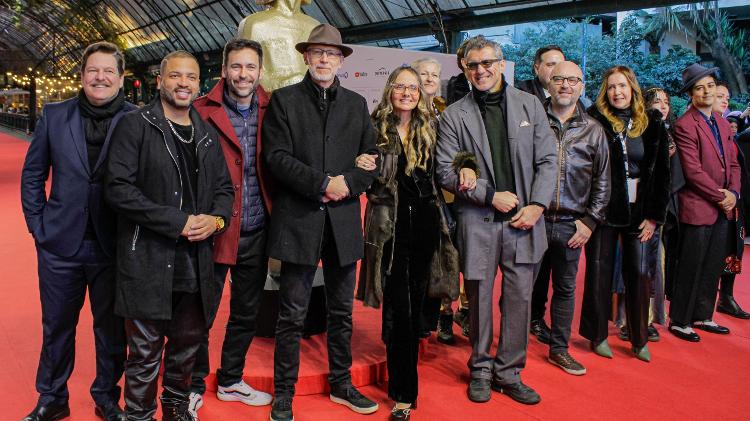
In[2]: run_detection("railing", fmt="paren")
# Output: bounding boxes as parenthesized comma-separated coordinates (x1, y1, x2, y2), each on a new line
(0, 112, 32, 134)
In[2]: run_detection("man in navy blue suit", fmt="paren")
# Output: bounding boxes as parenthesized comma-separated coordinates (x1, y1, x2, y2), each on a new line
(21, 42, 136, 421)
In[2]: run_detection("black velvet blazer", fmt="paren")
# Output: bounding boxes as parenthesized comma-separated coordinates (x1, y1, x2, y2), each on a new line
(587, 106, 671, 227)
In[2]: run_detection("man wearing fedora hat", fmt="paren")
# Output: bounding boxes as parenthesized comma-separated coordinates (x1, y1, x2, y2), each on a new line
(669, 63, 741, 342)
(261, 23, 379, 421)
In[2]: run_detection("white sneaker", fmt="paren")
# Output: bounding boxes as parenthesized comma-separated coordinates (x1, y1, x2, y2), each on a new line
(217, 380, 273, 406)
(188, 392, 203, 420)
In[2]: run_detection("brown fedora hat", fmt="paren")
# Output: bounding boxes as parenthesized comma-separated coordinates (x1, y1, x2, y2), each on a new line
(295, 23, 353, 57)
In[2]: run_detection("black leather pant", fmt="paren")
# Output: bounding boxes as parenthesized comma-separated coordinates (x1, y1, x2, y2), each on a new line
(124, 292, 205, 421)
(580, 225, 659, 348)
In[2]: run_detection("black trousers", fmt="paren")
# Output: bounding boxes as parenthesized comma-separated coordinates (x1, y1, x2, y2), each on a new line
(273, 218, 356, 398)
(580, 225, 659, 348)
(124, 292, 205, 421)
(35, 240, 125, 407)
(191, 229, 267, 393)
(382, 199, 437, 404)
(669, 214, 731, 326)
(533, 220, 582, 353)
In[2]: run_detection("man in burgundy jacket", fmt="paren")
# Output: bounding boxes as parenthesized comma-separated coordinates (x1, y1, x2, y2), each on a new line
(188, 38, 274, 417)
(669, 63, 741, 342)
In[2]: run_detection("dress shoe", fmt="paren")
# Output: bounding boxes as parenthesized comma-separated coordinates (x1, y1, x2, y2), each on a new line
(692, 320, 730, 335)
(491, 380, 541, 405)
(95, 402, 127, 421)
(669, 323, 700, 342)
(22, 403, 70, 421)
(590, 339, 613, 358)
(466, 378, 491, 403)
(632, 345, 651, 362)
(529, 319, 551, 344)
(717, 296, 750, 319)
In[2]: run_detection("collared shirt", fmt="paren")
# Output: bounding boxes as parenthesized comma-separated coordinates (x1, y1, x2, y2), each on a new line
(699, 110, 724, 158)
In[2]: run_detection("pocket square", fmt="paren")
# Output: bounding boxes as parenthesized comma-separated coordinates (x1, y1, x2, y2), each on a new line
(519, 120, 530, 127)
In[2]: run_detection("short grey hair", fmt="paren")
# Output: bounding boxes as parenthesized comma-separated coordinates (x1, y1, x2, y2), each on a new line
(411, 57, 441, 74)
(462, 35, 504, 61)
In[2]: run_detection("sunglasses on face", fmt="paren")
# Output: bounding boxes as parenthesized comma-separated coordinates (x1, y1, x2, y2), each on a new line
(464, 59, 501, 71)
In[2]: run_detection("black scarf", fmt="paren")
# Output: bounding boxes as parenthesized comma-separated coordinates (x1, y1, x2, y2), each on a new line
(78, 89, 125, 170)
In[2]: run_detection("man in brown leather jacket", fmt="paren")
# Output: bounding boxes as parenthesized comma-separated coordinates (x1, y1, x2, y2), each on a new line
(531, 61, 610, 376)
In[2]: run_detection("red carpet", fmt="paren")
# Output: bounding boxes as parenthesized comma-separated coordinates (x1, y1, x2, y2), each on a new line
(2, 131, 749, 421)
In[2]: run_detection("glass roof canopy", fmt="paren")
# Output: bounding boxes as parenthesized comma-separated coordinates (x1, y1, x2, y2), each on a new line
(0, 0, 689, 74)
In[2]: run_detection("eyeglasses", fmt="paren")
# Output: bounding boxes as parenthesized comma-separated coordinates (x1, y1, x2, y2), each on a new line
(464, 59, 501, 71)
(391, 83, 420, 94)
(306, 48, 343, 59)
(551, 76, 583, 86)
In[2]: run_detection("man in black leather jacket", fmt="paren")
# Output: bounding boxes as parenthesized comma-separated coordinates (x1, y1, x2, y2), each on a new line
(530, 61, 610, 376)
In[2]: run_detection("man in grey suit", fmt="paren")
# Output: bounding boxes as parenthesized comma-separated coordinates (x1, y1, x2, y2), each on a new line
(436, 35, 557, 405)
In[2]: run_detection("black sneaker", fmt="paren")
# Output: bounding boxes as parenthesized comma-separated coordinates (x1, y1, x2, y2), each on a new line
(270, 396, 294, 421)
(329, 384, 379, 414)
(548, 351, 587, 376)
(647, 324, 660, 342)
(437, 313, 456, 345)
(529, 319, 551, 344)
(491, 380, 541, 405)
(467, 378, 491, 403)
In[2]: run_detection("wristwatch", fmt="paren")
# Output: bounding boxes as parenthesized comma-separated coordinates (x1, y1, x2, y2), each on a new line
(215, 216, 225, 231)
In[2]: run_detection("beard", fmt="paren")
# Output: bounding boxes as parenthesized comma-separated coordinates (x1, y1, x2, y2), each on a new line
(227, 77, 256, 99)
(309, 67, 335, 83)
(160, 86, 196, 110)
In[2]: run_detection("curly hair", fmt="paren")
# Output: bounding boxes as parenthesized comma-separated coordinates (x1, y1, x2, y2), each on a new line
(644, 87, 676, 126)
(371, 66, 435, 175)
(594, 65, 648, 138)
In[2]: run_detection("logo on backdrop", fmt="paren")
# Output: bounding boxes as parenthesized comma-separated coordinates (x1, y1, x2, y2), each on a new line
(337, 72, 349, 79)
(354, 72, 368, 78)
(375, 67, 389, 77)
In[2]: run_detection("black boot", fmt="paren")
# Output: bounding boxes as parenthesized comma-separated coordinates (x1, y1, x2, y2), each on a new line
(160, 397, 194, 421)
(717, 277, 750, 319)
(437, 313, 455, 344)
(717, 293, 750, 319)
(454, 308, 470, 338)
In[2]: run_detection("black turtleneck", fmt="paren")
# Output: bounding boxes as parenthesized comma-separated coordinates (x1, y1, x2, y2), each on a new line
(474, 81, 516, 220)
(613, 108, 644, 179)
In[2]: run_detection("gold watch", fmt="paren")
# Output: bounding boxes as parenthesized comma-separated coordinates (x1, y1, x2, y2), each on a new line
(215, 216, 225, 231)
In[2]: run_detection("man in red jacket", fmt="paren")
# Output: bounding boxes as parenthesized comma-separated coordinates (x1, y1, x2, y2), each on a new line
(188, 38, 273, 418)
(669, 64, 741, 342)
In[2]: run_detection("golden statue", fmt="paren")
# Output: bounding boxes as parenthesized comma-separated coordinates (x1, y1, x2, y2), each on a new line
(239, 0, 320, 92)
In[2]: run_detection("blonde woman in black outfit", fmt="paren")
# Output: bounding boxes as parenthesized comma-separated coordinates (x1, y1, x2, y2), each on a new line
(356, 66, 460, 421)
(580, 66, 670, 362)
